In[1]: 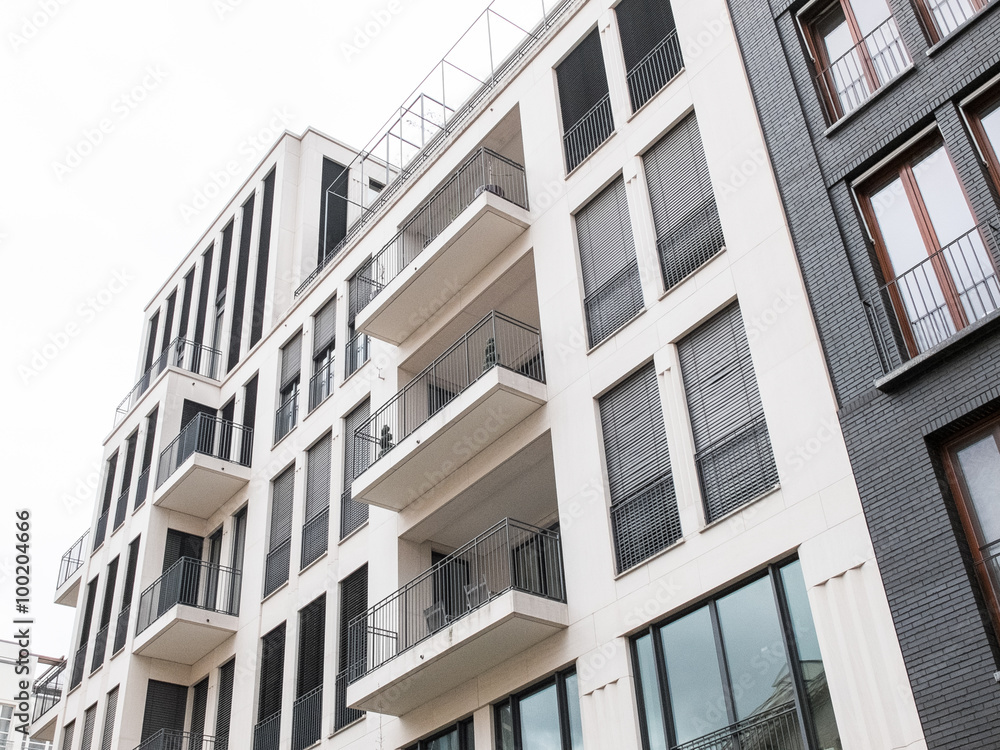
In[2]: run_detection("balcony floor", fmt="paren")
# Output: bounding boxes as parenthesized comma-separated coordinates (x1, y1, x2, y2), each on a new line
(154, 454, 251, 519)
(133, 604, 238, 665)
(54, 571, 82, 608)
(30, 704, 59, 742)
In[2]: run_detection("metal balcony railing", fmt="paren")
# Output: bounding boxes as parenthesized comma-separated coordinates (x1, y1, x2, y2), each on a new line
(134, 466, 150, 510)
(114, 338, 222, 426)
(113, 487, 129, 531)
(333, 670, 364, 732)
(345, 332, 369, 378)
(291, 687, 323, 750)
(156, 414, 253, 490)
(675, 703, 803, 750)
(813, 16, 910, 124)
(252, 712, 280, 750)
(353, 312, 544, 479)
(136, 558, 242, 634)
(113, 605, 130, 654)
(563, 93, 614, 172)
(308, 359, 335, 411)
(346, 519, 565, 682)
(584, 261, 644, 348)
(69, 643, 86, 690)
(301, 508, 329, 569)
(626, 30, 683, 112)
(57, 531, 88, 588)
(340, 489, 368, 540)
(927, 0, 981, 39)
(263, 539, 291, 598)
(611, 474, 682, 573)
(134, 730, 216, 750)
(31, 659, 66, 722)
(90, 623, 109, 672)
(657, 198, 726, 292)
(696, 416, 779, 523)
(865, 220, 1000, 373)
(92, 509, 110, 552)
(274, 392, 299, 443)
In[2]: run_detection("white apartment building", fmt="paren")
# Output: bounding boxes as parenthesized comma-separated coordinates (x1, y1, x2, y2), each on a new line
(31, 0, 930, 749)
(1, 640, 54, 750)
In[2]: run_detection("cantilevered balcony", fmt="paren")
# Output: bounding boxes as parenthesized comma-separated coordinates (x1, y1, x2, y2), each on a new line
(345, 519, 567, 715)
(54, 531, 88, 606)
(30, 660, 65, 741)
(133, 558, 241, 665)
(353, 148, 530, 345)
(134, 730, 216, 750)
(114, 339, 222, 426)
(351, 312, 546, 510)
(154, 414, 253, 519)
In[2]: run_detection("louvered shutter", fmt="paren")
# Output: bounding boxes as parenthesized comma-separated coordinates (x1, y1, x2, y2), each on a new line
(616, 0, 677, 72)
(100, 687, 118, 750)
(160, 292, 176, 355)
(556, 29, 610, 129)
(215, 659, 236, 750)
(258, 624, 286, 721)
(313, 299, 337, 356)
(121, 538, 139, 606)
(228, 194, 256, 373)
(178, 267, 195, 341)
(678, 303, 777, 521)
(339, 565, 368, 670)
(190, 678, 209, 737)
(297, 596, 326, 696)
(80, 706, 96, 750)
(140, 681, 188, 741)
(61, 721, 75, 750)
(340, 401, 371, 538)
(141, 408, 158, 470)
(305, 435, 332, 521)
(281, 335, 303, 390)
(98, 557, 118, 629)
(270, 468, 295, 549)
(193, 245, 214, 346)
(250, 169, 276, 347)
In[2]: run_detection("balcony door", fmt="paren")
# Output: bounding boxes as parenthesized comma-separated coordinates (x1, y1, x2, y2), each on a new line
(860, 140, 999, 356)
(160, 529, 204, 615)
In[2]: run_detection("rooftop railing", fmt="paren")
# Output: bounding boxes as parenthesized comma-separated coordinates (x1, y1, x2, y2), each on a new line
(136, 558, 241, 634)
(626, 29, 683, 112)
(134, 730, 216, 750)
(31, 659, 66, 722)
(57, 531, 88, 589)
(155, 414, 253, 490)
(563, 93, 614, 172)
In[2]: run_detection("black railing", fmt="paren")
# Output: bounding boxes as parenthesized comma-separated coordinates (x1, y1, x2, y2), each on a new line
(658, 198, 726, 292)
(611, 475, 682, 573)
(292, 687, 323, 750)
(696, 416, 779, 523)
(345, 332, 370, 378)
(813, 16, 909, 124)
(333, 670, 364, 732)
(308, 359, 335, 411)
(350, 148, 529, 318)
(135, 730, 216, 750)
(584, 261, 644, 347)
(57, 531, 88, 589)
(112, 605, 130, 654)
(156, 414, 253, 489)
(113, 487, 129, 531)
(353, 312, 544, 479)
(301, 508, 329, 568)
(340, 489, 369, 540)
(90, 624, 109, 672)
(263, 539, 291, 598)
(346, 519, 564, 681)
(92, 510, 109, 552)
(69, 643, 87, 690)
(274, 392, 299, 443)
(115, 338, 223, 426)
(32, 659, 65, 722)
(865, 220, 1000, 372)
(252, 712, 280, 750)
(927, 0, 981, 38)
(626, 30, 683, 112)
(564, 93, 614, 172)
(136, 558, 241, 634)
(135, 467, 150, 509)
(673, 703, 803, 750)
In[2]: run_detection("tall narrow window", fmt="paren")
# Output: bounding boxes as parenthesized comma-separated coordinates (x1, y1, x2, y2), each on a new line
(160, 290, 177, 356)
(114, 432, 138, 530)
(576, 177, 642, 347)
(71, 578, 98, 688)
(335, 565, 367, 731)
(860, 140, 999, 359)
(91, 556, 118, 672)
(406, 718, 475, 750)
(346, 268, 371, 378)
(302, 434, 331, 568)
(61, 721, 75, 750)
(917, 0, 987, 41)
(140, 680, 187, 742)
(275, 333, 301, 442)
(143, 311, 160, 376)
(264, 466, 294, 597)
(309, 297, 337, 410)
(319, 158, 350, 264)
(643, 114, 724, 291)
(114, 537, 140, 654)
(803, 0, 909, 123)
(968, 89, 1000, 194)
(250, 168, 277, 347)
(341, 400, 370, 539)
(616, 0, 683, 111)
(212, 222, 234, 372)
(178, 266, 195, 343)
(216, 659, 236, 750)
(558, 29, 613, 171)
(99, 686, 118, 750)
(228, 194, 256, 372)
(255, 624, 286, 750)
(678, 303, 778, 522)
(80, 705, 97, 750)
(600, 364, 680, 572)
(93, 452, 118, 550)
(193, 244, 214, 349)
(135, 407, 158, 509)
(242, 374, 258, 465)
(293, 596, 326, 750)
(495, 668, 583, 750)
(190, 677, 209, 743)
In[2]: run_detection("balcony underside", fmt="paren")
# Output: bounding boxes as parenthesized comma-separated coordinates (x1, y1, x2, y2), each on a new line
(352, 368, 546, 511)
(346, 590, 567, 716)
(133, 604, 238, 665)
(357, 192, 530, 345)
(55, 573, 82, 608)
(30, 706, 58, 742)
(154, 455, 250, 519)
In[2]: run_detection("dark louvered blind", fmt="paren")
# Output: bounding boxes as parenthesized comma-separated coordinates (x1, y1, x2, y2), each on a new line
(141, 408, 158, 471)
(616, 0, 677, 72)
(348, 265, 370, 325)
(678, 303, 777, 522)
(243, 375, 259, 432)
(313, 298, 337, 356)
(61, 721, 75, 750)
(190, 677, 209, 738)
(281, 335, 302, 390)
(79, 579, 98, 646)
(101, 453, 118, 515)
(339, 565, 368, 669)
(271, 467, 295, 550)
(306, 434, 331, 521)
(297, 596, 326, 696)
(163, 530, 203, 572)
(144, 312, 160, 371)
(179, 267, 195, 341)
(556, 29, 610, 129)
(98, 557, 118, 628)
(100, 687, 118, 750)
(259, 624, 286, 720)
(344, 400, 370, 490)
(194, 245, 214, 346)
(250, 169, 277, 347)
(319, 158, 350, 262)
(228, 195, 256, 372)
(80, 705, 97, 750)
(643, 114, 724, 291)
(140, 680, 188, 741)
(215, 659, 236, 750)
(160, 291, 177, 355)
(121, 434, 137, 495)
(121, 538, 139, 607)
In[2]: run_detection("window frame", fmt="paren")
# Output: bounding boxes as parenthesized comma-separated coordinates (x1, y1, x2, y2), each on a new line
(404, 716, 475, 750)
(967, 86, 1000, 193)
(914, 0, 988, 43)
(493, 666, 581, 750)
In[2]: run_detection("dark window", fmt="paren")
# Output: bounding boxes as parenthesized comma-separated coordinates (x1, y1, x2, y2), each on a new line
(632, 560, 841, 750)
(275, 334, 302, 443)
(405, 717, 475, 750)
(346, 266, 371, 378)
(115, 432, 138, 530)
(99, 686, 118, 750)
(293, 596, 325, 750)
(335, 565, 368, 731)
(216, 659, 236, 750)
(319, 158, 350, 263)
(302, 434, 331, 568)
(228, 194, 256, 372)
(193, 244, 214, 346)
(968, 88, 1000, 195)
(616, 0, 682, 111)
(495, 667, 582, 750)
(140, 680, 187, 742)
(114, 537, 140, 654)
(341, 400, 371, 539)
(61, 721, 75, 750)
(143, 312, 160, 373)
(218, 221, 235, 297)
(576, 177, 642, 347)
(178, 266, 195, 341)
(91, 556, 118, 672)
(916, 0, 987, 41)
(251, 168, 277, 347)
(94, 452, 118, 550)
(264, 467, 294, 597)
(80, 705, 97, 750)
(256, 624, 286, 750)
(557, 29, 613, 171)
(190, 677, 209, 740)
(310, 297, 337, 411)
(160, 290, 177, 356)
(136, 407, 158, 509)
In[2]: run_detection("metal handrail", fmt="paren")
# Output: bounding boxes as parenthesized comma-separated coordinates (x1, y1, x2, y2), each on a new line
(69, 643, 87, 690)
(563, 93, 614, 172)
(656, 197, 726, 292)
(345, 331, 370, 378)
(695, 415, 778, 523)
(610, 474, 681, 573)
(626, 29, 683, 112)
(263, 538, 291, 598)
(291, 686, 323, 750)
(340, 489, 368, 540)
(134, 466, 150, 510)
(31, 659, 66, 722)
(927, 0, 981, 38)
(136, 557, 242, 634)
(156, 413, 253, 489)
(583, 260, 644, 347)
(274, 392, 299, 443)
(672, 703, 802, 750)
(57, 531, 89, 588)
(112, 605, 130, 654)
(308, 358, 335, 411)
(134, 729, 216, 750)
(301, 508, 329, 568)
(252, 712, 281, 750)
(92, 510, 110, 552)
(90, 623, 109, 672)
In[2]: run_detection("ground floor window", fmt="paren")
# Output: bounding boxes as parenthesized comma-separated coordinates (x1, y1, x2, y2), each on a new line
(495, 667, 583, 750)
(405, 717, 474, 750)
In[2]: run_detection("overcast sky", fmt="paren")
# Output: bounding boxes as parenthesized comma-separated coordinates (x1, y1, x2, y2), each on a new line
(1, 0, 495, 660)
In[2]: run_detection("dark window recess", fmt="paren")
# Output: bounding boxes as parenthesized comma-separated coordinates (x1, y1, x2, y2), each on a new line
(80, 705, 97, 750)
(293, 596, 325, 750)
(250, 169, 277, 347)
(99, 687, 118, 750)
(91, 556, 118, 671)
(228, 195, 256, 372)
(115, 432, 138, 529)
(495, 668, 583, 750)
(310, 297, 337, 411)
(600, 364, 680, 572)
(143, 311, 160, 373)
(140, 680, 188, 742)
(93, 452, 118, 550)
(576, 177, 642, 347)
(193, 244, 214, 346)
(216, 659, 236, 750)
(341, 400, 371, 539)
(346, 266, 371, 378)
(264, 467, 294, 597)
(243, 374, 259, 465)
(335, 565, 367, 731)
(61, 721, 75, 750)
(217, 221, 235, 297)
(302, 434, 331, 568)
(178, 267, 195, 341)
(319, 157, 350, 263)
(405, 718, 475, 750)
(136, 407, 158, 509)
(644, 113, 725, 292)
(558, 29, 614, 171)
(678, 303, 778, 522)
(70, 579, 98, 688)
(616, 0, 683, 111)
(255, 623, 286, 750)
(114, 537, 139, 654)
(190, 677, 209, 739)
(275, 334, 302, 443)
(160, 291, 177, 356)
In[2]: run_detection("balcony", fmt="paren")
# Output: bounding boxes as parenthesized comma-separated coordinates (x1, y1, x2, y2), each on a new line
(133, 558, 241, 665)
(351, 312, 546, 510)
(154, 414, 253, 519)
(30, 660, 65, 741)
(353, 148, 530, 345)
(865, 219, 1000, 377)
(115, 339, 222, 426)
(134, 730, 216, 750)
(55, 531, 88, 606)
(564, 94, 614, 172)
(345, 519, 567, 715)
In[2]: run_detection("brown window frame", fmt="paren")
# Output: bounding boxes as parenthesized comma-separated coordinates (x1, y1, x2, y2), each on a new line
(914, 0, 988, 44)
(967, 86, 1000, 193)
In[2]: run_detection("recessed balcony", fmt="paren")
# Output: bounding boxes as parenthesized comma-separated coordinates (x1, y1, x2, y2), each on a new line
(350, 312, 546, 510)
(154, 414, 253, 519)
(29, 660, 65, 741)
(54, 531, 88, 606)
(353, 148, 530, 346)
(345, 519, 567, 716)
(133, 558, 241, 665)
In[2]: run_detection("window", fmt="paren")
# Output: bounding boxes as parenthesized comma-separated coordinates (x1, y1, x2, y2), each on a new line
(190, 677, 209, 742)
(643, 113, 724, 292)
(302, 434, 332, 567)
(99, 687, 118, 750)
(495, 668, 583, 750)
(346, 267, 371, 378)
(616, 0, 683, 111)
(319, 158, 350, 263)
(917, 0, 989, 41)
(558, 29, 614, 171)
(140, 680, 187, 742)
(255, 624, 286, 750)
(293, 596, 326, 750)
(859, 140, 999, 358)
(275, 333, 302, 442)
(406, 718, 475, 750)
(61, 721, 75, 750)
(160, 290, 177, 357)
(91, 556, 118, 672)
(80, 704, 97, 750)
(968, 88, 1000, 192)
(600, 364, 681, 572)
(633, 560, 841, 750)
(576, 177, 642, 347)
(228, 193, 256, 373)
(335, 565, 368, 731)
(135, 407, 157, 509)
(367, 177, 385, 209)
(71, 578, 98, 689)
(114, 537, 140, 654)
(193, 243, 214, 350)
(114, 432, 138, 530)
(341, 400, 371, 539)
(216, 659, 236, 750)
(678, 303, 778, 522)
(802, 0, 909, 123)
(264, 467, 294, 597)
(93, 452, 118, 550)
(310, 298, 337, 410)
